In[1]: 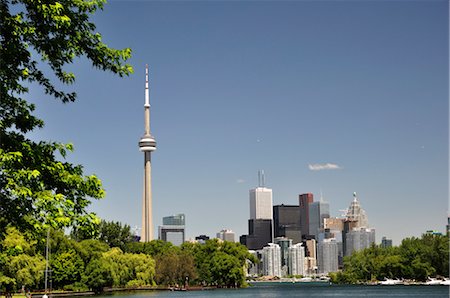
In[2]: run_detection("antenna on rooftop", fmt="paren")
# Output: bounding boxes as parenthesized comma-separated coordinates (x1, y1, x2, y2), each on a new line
(257, 170, 266, 187)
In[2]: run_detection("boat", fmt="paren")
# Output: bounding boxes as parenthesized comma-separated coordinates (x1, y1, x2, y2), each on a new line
(439, 278, 450, 286)
(379, 278, 402, 285)
(425, 278, 441, 285)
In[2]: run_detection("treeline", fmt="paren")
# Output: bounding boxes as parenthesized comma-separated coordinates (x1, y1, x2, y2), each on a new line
(0, 222, 257, 293)
(330, 233, 449, 283)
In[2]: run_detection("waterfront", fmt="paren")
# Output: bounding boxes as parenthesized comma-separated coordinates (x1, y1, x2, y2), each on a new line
(95, 283, 449, 298)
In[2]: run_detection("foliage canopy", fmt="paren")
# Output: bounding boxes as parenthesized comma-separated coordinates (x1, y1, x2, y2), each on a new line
(0, 0, 133, 236)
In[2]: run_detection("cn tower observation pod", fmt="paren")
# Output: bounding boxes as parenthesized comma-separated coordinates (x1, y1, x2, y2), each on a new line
(139, 134, 156, 152)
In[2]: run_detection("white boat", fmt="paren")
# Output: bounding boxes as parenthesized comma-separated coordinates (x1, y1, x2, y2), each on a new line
(380, 278, 402, 285)
(439, 278, 450, 286)
(425, 278, 441, 285)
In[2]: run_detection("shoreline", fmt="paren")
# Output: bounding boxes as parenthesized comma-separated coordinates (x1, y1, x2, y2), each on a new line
(11, 281, 448, 298)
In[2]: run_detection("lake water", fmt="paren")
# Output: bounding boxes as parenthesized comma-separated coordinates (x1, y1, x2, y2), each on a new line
(100, 283, 449, 298)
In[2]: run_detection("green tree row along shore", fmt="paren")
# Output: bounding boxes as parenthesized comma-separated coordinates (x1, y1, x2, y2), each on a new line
(1, 221, 448, 294)
(0, 222, 257, 294)
(330, 233, 449, 284)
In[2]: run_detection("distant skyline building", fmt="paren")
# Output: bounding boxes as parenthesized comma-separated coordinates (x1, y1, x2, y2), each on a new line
(273, 204, 302, 244)
(342, 219, 359, 257)
(288, 243, 305, 276)
(303, 236, 317, 275)
(317, 238, 339, 274)
(318, 227, 344, 268)
(243, 171, 273, 250)
(309, 200, 330, 239)
(345, 227, 375, 256)
(345, 192, 369, 228)
(299, 193, 314, 237)
(138, 65, 157, 242)
(158, 214, 185, 246)
(381, 236, 392, 248)
(216, 229, 235, 242)
(262, 243, 282, 277)
(304, 236, 317, 259)
(249, 171, 273, 220)
(244, 219, 273, 250)
(343, 192, 372, 255)
(274, 237, 292, 276)
(324, 217, 344, 231)
(163, 214, 185, 226)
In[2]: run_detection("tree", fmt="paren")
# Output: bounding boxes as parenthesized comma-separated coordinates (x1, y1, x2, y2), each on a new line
(155, 249, 197, 288)
(0, 228, 45, 291)
(182, 239, 256, 288)
(210, 252, 243, 288)
(72, 220, 135, 250)
(51, 249, 84, 288)
(0, 0, 133, 237)
(82, 258, 113, 293)
(101, 247, 155, 287)
(97, 220, 134, 250)
(337, 234, 449, 283)
(125, 240, 176, 256)
(76, 239, 109, 265)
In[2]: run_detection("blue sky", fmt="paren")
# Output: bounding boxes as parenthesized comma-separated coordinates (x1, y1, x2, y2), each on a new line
(29, 0, 448, 244)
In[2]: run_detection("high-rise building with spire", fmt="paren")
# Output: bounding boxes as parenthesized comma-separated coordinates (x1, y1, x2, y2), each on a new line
(345, 192, 368, 228)
(138, 65, 157, 242)
(242, 171, 273, 250)
(343, 192, 375, 256)
(249, 170, 273, 220)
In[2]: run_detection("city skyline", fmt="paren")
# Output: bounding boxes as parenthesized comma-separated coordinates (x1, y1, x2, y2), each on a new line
(27, 1, 448, 245)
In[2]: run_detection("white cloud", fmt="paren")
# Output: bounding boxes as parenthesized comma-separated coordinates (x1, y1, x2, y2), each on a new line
(308, 163, 342, 171)
(236, 179, 245, 183)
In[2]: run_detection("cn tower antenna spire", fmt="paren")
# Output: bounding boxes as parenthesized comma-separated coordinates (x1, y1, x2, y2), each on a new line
(145, 64, 150, 108)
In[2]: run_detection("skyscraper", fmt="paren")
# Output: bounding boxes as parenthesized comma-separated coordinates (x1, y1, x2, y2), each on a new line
(317, 238, 339, 274)
(262, 243, 282, 277)
(345, 227, 375, 256)
(303, 236, 317, 275)
(274, 237, 292, 276)
(345, 192, 368, 228)
(273, 204, 302, 244)
(299, 193, 314, 237)
(342, 192, 372, 256)
(138, 65, 157, 242)
(288, 243, 305, 276)
(158, 214, 185, 246)
(308, 200, 330, 239)
(249, 171, 273, 220)
(163, 214, 185, 226)
(245, 219, 273, 250)
(243, 171, 273, 250)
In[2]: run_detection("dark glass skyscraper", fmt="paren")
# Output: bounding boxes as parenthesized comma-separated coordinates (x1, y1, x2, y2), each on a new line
(273, 204, 301, 244)
(245, 219, 273, 250)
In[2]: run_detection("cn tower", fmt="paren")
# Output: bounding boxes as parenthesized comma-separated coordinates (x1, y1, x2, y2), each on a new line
(138, 65, 156, 242)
